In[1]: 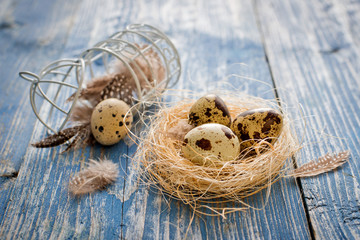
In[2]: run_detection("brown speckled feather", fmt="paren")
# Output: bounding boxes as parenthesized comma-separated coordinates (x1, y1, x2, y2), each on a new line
(289, 151, 350, 178)
(100, 73, 135, 105)
(66, 75, 113, 104)
(69, 158, 119, 195)
(63, 124, 92, 152)
(32, 126, 83, 148)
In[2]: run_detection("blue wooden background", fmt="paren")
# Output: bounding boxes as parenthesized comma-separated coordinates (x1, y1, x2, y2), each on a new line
(0, 0, 359, 239)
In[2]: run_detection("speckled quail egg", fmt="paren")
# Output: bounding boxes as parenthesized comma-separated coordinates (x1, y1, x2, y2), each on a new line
(182, 123, 240, 165)
(91, 98, 133, 145)
(188, 94, 231, 127)
(230, 108, 283, 152)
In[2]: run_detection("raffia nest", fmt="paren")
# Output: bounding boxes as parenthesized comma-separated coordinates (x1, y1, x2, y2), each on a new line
(130, 93, 300, 216)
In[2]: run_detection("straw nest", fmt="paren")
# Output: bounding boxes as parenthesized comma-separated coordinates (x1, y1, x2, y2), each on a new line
(131, 94, 300, 216)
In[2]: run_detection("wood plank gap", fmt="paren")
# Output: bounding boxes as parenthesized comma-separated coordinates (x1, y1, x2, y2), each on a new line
(252, 0, 316, 239)
(252, 2, 281, 107)
(120, 147, 129, 240)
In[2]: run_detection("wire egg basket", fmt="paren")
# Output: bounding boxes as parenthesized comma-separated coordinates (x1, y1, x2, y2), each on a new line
(19, 24, 181, 134)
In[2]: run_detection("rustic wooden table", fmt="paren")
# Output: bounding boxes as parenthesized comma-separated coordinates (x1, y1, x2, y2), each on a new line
(1, 0, 359, 239)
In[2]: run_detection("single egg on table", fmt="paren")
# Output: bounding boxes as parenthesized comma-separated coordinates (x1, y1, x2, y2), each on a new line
(91, 98, 133, 145)
(182, 123, 240, 166)
(188, 94, 231, 127)
(230, 108, 283, 152)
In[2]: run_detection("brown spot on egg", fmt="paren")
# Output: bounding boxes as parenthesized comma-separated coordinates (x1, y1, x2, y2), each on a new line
(221, 126, 234, 139)
(241, 132, 250, 141)
(119, 122, 123, 127)
(189, 112, 200, 125)
(205, 108, 212, 117)
(98, 126, 104, 132)
(196, 138, 212, 150)
(253, 131, 261, 140)
(262, 111, 282, 133)
(112, 114, 116, 117)
(214, 95, 230, 118)
(262, 119, 275, 133)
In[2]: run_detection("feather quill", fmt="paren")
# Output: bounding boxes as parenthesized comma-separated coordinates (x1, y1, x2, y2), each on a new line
(289, 151, 350, 178)
(69, 158, 119, 195)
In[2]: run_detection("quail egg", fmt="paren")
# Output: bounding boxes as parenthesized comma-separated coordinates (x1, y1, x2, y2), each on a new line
(188, 94, 231, 127)
(230, 108, 283, 152)
(182, 123, 240, 165)
(91, 98, 133, 145)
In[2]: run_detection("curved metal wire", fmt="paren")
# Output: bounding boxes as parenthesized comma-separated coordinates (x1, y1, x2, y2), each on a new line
(19, 24, 181, 133)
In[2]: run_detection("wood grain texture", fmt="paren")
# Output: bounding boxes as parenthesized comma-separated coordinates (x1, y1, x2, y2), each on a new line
(121, 0, 311, 239)
(0, 0, 312, 239)
(0, 0, 82, 226)
(255, 0, 360, 238)
(5, 0, 356, 239)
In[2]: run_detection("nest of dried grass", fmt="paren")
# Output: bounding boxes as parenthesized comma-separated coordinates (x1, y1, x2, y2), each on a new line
(131, 93, 300, 216)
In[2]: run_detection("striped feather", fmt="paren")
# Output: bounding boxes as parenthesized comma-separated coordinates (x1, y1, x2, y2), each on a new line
(289, 151, 350, 178)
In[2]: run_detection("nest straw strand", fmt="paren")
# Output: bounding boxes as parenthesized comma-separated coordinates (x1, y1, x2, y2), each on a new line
(130, 93, 300, 216)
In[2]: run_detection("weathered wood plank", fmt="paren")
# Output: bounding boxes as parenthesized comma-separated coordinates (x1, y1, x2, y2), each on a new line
(0, 0, 138, 238)
(256, 0, 360, 238)
(0, 0, 312, 239)
(0, 0, 82, 226)
(121, 0, 311, 239)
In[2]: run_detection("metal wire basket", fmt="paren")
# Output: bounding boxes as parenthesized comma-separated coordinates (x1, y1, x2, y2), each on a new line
(19, 24, 181, 134)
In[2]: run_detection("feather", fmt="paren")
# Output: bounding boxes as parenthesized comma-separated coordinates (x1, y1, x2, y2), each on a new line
(114, 45, 165, 91)
(69, 103, 94, 124)
(166, 119, 194, 141)
(69, 158, 119, 195)
(63, 124, 92, 152)
(32, 126, 82, 148)
(32, 124, 93, 152)
(66, 75, 113, 104)
(100, 73, 135, 105)
(289, 151, 350, 178)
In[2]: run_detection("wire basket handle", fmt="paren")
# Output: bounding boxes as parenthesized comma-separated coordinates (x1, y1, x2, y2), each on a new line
(19, 71, 40, 83)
